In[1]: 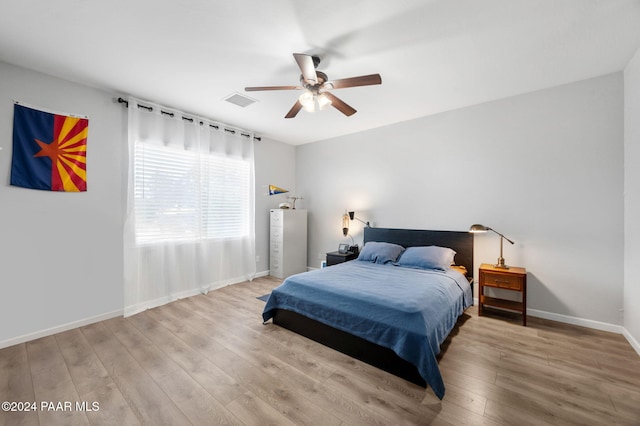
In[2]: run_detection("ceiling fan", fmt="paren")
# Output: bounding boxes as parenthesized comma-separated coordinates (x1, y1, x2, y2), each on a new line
(245, 53, 382, 119)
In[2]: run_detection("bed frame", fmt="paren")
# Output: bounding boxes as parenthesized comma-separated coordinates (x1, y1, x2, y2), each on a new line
(271, 227, 474, 387)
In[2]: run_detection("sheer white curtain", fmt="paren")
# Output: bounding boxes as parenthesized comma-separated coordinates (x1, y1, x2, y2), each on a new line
(124, 98, 255, 316)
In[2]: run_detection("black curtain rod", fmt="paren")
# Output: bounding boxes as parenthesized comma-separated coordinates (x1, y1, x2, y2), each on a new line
(117, 97, 260, 141)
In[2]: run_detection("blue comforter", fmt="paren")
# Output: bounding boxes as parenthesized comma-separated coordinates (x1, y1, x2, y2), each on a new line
(262, 261, 473, 399)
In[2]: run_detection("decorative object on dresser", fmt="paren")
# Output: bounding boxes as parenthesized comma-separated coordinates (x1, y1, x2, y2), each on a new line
(478, 263, 527, 325)
(326, 250, 358, 266)
(287, 195, 303, 209)
(469, 224, 514, 269)
(269, 209, 307, 278)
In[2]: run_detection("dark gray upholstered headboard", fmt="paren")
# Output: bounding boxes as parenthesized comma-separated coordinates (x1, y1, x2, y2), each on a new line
(363, 227, 474, 278)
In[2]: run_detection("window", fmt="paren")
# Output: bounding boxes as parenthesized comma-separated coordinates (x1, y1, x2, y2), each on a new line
(134, 141, 251, 245)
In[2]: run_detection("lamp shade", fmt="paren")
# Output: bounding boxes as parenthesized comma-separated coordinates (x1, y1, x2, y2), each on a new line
(342, 212, 349, 236)
(469, 224, 489, 233)
(469, 223, 514, 269)
(348, 211, 370, 227)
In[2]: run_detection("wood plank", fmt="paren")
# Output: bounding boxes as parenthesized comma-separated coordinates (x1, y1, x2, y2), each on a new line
(0, 277, 638, 425)
(213, 347, 344, 426)
(0, 344, 39, 426)
(80, 322, 190, 426)
(103, 316, 243, 425)
(166, 300, 380, 426)
(55, 329, 139, 426)
(128, 310, 244, 406)
(494, 372, 638, 425)
(154, 368, 244, 426)
(26, 336, 90, 426)
(225, 391, 297, 426)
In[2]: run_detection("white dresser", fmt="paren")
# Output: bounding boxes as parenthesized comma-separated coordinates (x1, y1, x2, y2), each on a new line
(270, 209, 307, 278)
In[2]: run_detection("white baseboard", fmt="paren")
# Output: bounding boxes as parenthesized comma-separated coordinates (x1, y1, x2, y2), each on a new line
(124, 273, 260, 317)
(472, 297, 624, 334)
(7, 283, 637, 358)
(623, 328, 640, 356)
(0, 309, 122, 350)
(527, 308, 624, 334)
(2, 272, 272, 349)
(124, 295, 176, 317)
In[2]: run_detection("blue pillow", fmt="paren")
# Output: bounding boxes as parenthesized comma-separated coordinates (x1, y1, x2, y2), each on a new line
(395, 246, 456, 271)
(357, 242, 405, 264)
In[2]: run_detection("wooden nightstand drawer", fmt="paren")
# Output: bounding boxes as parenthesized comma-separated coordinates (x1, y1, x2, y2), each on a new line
(478, 263, 527, 326)
(481, 272, 523, 290)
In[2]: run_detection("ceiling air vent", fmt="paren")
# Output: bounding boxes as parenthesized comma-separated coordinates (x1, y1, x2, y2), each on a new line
(224, 92, 257, 108)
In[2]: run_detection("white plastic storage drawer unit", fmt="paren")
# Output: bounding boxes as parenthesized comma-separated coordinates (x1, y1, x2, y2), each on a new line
(270, 209, 307, 279)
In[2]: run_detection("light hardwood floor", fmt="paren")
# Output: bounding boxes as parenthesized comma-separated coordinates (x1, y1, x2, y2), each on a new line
(1, 276, 639, 425)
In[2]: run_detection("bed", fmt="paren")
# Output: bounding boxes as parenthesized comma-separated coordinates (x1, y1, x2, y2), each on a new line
(262, 227, 474, 399)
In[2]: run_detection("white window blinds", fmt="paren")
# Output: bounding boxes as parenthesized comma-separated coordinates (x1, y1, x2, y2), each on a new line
(203, 154, 251, 239)
(124, 97, 256, 317)
(134, 141, 251, 245)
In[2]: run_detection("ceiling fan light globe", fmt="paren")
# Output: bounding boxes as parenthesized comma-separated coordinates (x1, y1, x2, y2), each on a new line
(317, 93, 332, 110)
(299, 91, 315, 111)
(299, 91, 332, 112)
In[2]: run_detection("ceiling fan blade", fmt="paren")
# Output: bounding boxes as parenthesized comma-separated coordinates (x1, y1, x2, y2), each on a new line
(245, 85, 301, 91)
(293, 53, 318, 85)
(323, 92, 357, 117)
(327, 74, 382, 90)
(285, 101, 303, 119)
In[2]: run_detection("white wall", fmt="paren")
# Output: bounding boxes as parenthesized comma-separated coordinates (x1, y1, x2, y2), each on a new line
(254, 137, 297, 275)
(624, 49, 640, 350)
(0, 61, 125, 346)
(0, 56, 630, 344)
(297, 73, 624, 327)
(0, 61, 296, 347)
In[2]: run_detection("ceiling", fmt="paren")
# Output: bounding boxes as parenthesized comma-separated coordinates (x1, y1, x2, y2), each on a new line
(1, 1, 639, 145)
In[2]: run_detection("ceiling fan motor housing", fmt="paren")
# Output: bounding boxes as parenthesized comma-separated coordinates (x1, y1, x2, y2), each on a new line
(301, 71, 328, 92)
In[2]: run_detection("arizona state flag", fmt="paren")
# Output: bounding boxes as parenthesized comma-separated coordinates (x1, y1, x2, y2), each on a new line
(11, 103, 88, 192)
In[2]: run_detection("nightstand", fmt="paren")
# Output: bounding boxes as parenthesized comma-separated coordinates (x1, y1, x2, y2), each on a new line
(478, 263, 527, 326)
(326, 251, 358, 266)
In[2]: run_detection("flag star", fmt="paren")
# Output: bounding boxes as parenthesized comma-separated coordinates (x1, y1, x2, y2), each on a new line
(34, 138, 59, 162)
